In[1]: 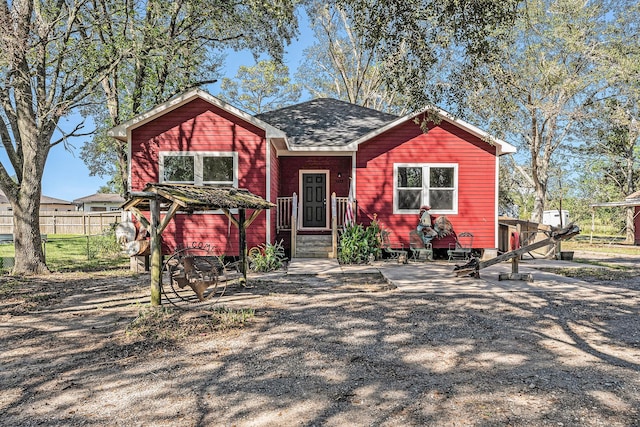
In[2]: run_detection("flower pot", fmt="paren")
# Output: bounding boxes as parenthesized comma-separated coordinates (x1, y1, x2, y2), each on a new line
(559, 251, 574, 261)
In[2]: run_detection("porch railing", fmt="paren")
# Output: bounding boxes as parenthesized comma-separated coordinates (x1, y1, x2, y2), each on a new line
(276, 197, 294, 231)
(276, 195, 351, 231)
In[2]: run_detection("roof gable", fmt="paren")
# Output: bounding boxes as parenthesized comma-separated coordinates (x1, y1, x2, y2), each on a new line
(108, 88, 285, 141)
(347, 107, 516, 156)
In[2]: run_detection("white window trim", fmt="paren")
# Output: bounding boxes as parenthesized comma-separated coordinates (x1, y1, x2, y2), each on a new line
(393, 163, 458, 215)
(159, 151, 238, 187)
(159, 151, 238, 215)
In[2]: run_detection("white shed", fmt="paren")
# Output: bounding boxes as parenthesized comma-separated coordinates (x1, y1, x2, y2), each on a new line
(542, 210, 570, 228)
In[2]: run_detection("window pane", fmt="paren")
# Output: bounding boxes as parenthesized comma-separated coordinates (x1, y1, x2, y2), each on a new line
(203, 156, 233, 182)
(398, 189, 421, 210)
(429, 189, 453, 210)
(164, 156, 194, 182)
(430, 167, 454, 188)
(397, 167, 422, 188)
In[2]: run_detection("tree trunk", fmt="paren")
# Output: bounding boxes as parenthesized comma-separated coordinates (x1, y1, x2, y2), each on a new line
(12, 182, 49, 274)
(624, 143, 636, 244)
(9, 70, 51, 275)
(531, 186, 545, 224)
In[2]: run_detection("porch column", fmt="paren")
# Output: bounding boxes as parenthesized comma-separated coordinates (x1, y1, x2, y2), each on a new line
(331, 192, 337, 258)
(291, 193, 297, 257)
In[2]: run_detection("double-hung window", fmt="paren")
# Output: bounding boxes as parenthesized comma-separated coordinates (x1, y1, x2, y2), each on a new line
(394, 163, 458, 214)
(160, 152, 238, 187)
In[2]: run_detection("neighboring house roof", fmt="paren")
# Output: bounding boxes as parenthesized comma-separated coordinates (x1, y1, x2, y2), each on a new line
(73, 193, 126, 204)
(256, 98, 398, 149)
(0, 190, 72, 206)
(42, 195, 73, 205)
(108, 88, 286, 141)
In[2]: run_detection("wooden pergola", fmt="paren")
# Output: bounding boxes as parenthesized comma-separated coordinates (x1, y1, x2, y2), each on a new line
(123, 183, 275, 305)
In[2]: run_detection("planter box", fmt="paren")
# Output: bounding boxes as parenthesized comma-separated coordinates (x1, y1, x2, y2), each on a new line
(559, 251, 574, 261)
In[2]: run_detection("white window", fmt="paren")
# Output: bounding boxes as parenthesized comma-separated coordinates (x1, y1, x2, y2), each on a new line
(159, 152, 238, 186)
(394, 163, 458, 214)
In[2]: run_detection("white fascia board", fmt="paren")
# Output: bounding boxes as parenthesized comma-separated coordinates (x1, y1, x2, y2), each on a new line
(278, 145, 354, 153)
(108, 88, 286, 141)
(277, 149, 357, 157)
(346, 106, 517, 156)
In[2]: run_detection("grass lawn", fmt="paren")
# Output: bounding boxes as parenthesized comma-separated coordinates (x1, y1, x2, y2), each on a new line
(562, 234, 640, 256)
(0, 234, 129, 272)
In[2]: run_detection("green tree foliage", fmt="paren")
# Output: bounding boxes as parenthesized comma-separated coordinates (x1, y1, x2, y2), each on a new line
(297, 1, 409, 114)
(81, 0, 299, 192)
(0, 0, 118, 274)
(498, 157, 535, 219)
(459, 0, 614, 223)
(219, 60, 301, 114)
(576, 2, 640, 242)
(337, 0, 521, 110)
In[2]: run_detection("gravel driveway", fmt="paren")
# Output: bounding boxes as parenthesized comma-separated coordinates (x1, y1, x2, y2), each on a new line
(1, 254, 639, 426)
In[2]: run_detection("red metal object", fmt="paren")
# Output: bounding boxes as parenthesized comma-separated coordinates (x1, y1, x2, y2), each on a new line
(510, 231, 520, 251)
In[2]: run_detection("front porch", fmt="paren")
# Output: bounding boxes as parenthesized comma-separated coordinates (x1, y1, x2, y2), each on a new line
(276, 194, 353, 258)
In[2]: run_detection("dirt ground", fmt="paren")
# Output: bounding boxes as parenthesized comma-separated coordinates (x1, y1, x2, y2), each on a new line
(1, 254, 639, 427)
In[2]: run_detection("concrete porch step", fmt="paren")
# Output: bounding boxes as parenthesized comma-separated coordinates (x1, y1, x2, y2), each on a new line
(295, 234, 333, 258)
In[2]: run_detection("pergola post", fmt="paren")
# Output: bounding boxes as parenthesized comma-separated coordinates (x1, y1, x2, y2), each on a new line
(149, 197, 162, 306)
(239, 208, 247, 281)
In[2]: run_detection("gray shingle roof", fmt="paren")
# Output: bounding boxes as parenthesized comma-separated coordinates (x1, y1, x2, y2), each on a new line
(256, 98, 398, 148)
(73, 193, 125, 204)
(0, 189, 72, 206)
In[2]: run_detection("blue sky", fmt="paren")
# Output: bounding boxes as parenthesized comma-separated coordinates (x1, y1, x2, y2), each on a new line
(35, 14, 314, 202)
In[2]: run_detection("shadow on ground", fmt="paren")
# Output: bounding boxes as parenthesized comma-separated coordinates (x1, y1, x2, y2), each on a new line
(0, 265, 638, 426)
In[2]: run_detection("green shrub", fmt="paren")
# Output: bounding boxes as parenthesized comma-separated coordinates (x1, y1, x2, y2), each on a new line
(88, 226, 122, 259)
(248, 240, 286, 272)
(338, 219, 381, 264)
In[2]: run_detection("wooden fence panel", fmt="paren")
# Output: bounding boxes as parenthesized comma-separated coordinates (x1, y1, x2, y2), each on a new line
(0, 211, 122, 235)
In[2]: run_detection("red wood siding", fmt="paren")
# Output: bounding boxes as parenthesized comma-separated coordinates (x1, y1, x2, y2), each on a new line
(279, 156, 352, 198)
(356, 120, 498, 250)
(129, 98, 268, 255)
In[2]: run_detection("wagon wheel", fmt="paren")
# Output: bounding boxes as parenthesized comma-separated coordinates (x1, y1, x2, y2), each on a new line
(161, 248, 227, 309)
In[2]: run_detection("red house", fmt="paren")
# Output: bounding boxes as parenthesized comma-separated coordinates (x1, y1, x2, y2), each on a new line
(110, 89, 516, 258)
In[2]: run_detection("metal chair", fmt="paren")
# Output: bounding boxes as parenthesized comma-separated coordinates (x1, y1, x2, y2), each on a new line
(409, 230, 433, 261)
(380, 230, 408, 260)
(447, 232, 474, 262)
